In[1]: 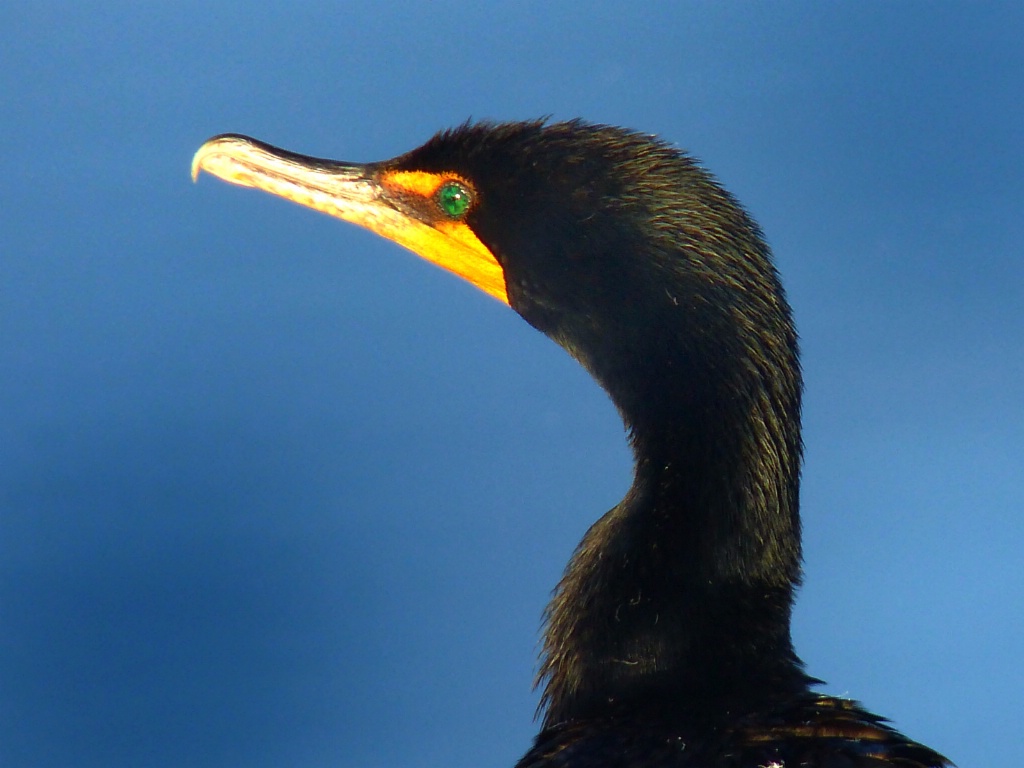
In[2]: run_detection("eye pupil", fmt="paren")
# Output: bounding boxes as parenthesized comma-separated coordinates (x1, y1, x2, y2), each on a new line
(438, 181, 471, 218)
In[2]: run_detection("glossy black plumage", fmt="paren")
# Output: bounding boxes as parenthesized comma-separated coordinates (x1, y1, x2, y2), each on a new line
(398, 121, 949, 768)
(195, 120, 951, 767)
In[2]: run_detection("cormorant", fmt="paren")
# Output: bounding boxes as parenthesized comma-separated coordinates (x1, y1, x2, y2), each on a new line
(192, 120, 951, 767)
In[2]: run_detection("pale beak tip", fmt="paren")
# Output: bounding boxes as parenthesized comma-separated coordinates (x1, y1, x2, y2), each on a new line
(190, 145, 208, 183)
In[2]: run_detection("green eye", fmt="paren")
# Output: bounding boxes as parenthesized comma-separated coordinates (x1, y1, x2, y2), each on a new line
(437, 180, 472, 218)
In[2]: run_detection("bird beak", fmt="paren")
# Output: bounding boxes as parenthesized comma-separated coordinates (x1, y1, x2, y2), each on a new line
(191, 135, 508, 304)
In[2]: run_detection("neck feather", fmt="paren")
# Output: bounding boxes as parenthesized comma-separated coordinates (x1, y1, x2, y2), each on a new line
(537, 293, 806, 726)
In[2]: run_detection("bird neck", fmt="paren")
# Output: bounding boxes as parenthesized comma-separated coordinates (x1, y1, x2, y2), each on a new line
(538, 311, 807, 726)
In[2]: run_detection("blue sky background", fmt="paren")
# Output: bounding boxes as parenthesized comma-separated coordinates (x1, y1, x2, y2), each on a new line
(2, 3, 1021, 767)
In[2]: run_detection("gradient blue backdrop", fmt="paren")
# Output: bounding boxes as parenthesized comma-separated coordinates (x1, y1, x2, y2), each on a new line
(2, 3, 1021, 767)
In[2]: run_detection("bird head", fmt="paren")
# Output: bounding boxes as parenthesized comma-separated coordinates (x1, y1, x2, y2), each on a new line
(193, 120, 795, 430)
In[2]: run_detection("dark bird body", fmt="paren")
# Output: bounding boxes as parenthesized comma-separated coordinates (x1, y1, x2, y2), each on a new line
(192, 120, 951, 767)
